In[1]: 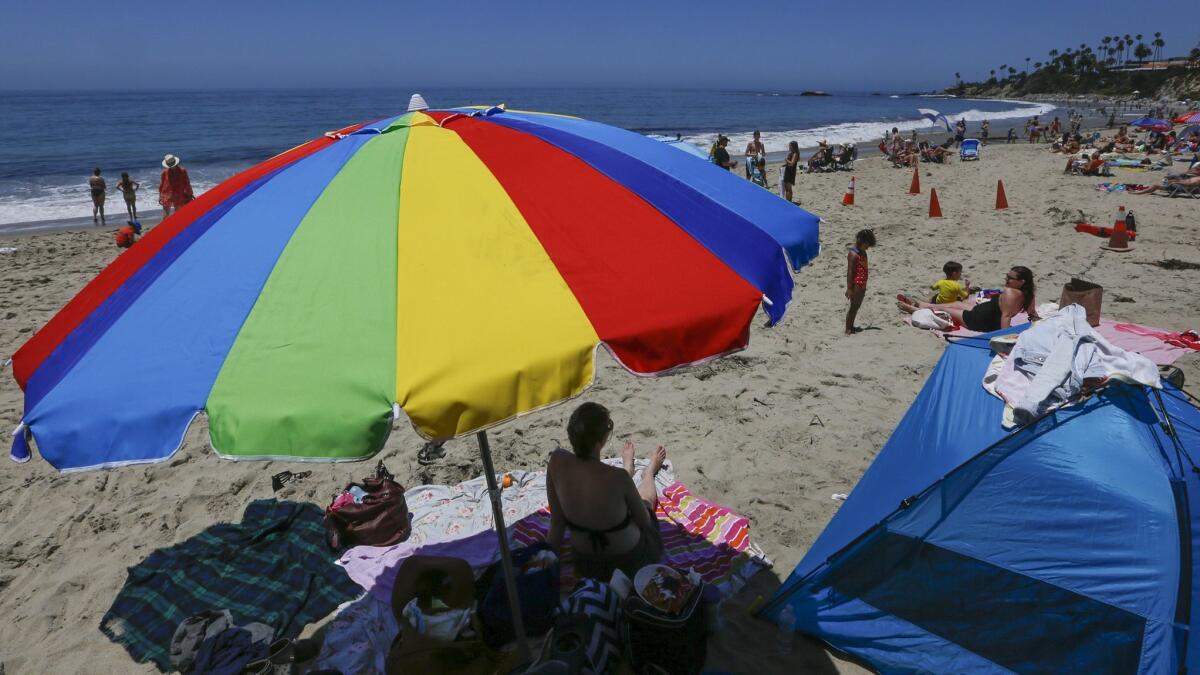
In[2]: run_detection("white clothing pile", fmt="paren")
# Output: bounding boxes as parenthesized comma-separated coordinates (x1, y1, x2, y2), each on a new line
(983, 304, 1160, 427)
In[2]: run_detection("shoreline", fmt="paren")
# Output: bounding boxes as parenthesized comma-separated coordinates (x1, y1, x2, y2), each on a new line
(0, 212, 164, 239)
(0, 101, 1107, 238)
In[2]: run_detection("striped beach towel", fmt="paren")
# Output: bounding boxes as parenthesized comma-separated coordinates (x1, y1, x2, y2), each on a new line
(100, 500, 360, 671)
(512, 482, 770, 599)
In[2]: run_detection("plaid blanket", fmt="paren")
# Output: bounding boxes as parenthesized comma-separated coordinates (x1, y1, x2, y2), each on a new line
(100, 500, 360, 671)
(511, 481, 770, 599)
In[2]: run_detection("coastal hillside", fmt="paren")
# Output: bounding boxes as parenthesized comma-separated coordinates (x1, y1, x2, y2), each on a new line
(945, 34, 1200, 99)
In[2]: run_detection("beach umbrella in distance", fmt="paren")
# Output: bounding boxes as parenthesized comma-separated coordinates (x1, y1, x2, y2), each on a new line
(1130, 117, 1172, 132)
(7, 103, 820, 656)
(1174, 111, 1200, 125)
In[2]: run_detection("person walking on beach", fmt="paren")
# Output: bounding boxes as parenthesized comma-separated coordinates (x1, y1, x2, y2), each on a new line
(845, 229, 875, 336)
(954, 119, 966, 147)
(744, 131, 765, 179)
(158, 154, 194, 218)
(783, 141, 800, 203)
(980, 119, 990, 145)
(88, 167, 107, 224)
(116, 172, 140, 221)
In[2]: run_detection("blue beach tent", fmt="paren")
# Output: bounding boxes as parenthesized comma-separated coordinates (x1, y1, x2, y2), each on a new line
(762, 326, 1200, 674)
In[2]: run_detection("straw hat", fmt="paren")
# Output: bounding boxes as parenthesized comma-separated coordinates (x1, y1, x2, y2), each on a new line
(162, 154, 180, 169)
(407, 94, 429, 112)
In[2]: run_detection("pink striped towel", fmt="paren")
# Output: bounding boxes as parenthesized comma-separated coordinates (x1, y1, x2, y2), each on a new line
(512, 482, 770, 599)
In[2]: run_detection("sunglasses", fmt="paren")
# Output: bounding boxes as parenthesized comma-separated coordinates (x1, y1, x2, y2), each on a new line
(1006, 274, 1021, 281)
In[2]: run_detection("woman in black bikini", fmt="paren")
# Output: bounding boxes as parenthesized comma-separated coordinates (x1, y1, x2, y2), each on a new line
(88, 167, 106, 224)
(546, 402, 666, 581)
(897, 266, 1037, 331)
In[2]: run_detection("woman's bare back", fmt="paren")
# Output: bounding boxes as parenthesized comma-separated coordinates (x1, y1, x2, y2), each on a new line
(548, 449, 642, 555)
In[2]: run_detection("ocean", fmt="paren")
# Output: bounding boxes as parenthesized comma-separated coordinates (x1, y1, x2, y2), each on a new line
(0, 88, 1059, 226)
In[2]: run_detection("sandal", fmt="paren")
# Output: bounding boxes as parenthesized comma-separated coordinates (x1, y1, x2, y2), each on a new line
(271, 470, 312, 492)
(417, 441, 446, 466)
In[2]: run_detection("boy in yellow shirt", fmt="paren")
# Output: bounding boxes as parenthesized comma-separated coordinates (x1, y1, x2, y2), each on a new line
(931, 261, 971, 304)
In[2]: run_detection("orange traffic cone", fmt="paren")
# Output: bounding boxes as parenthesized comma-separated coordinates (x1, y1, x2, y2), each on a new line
(996, 180, 1008, 209)
(909, 167, 920, 195)
(842, 176, 856, 206)
(928, 188, 942, 218)
(1103, 205, 1133, 251)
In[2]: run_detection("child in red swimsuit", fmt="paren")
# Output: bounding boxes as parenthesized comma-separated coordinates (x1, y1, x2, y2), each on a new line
(845, 229, 876, 335)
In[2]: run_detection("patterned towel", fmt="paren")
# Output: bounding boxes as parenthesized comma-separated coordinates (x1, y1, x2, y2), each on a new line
(512, 482, 770, 599)
(1095, 182, 1151, 192)
(101, 500, 360, 671)
(338, 457, 675, 601)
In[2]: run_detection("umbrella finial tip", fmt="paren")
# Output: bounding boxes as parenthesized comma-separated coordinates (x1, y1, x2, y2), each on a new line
(408, 93, 429, 112)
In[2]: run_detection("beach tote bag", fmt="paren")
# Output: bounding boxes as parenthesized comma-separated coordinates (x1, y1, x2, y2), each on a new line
(1059, 278, 1103, 327)
(323, 462, 411, 549)
(385, 555, 498, 675)
(530, 579, 624, 675)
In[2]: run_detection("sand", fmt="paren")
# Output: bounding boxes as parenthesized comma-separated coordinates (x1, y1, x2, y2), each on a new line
(1, 140, 1197, 674)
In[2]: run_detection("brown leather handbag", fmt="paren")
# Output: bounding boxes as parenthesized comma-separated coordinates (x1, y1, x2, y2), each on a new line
(324, 463, 412, 549)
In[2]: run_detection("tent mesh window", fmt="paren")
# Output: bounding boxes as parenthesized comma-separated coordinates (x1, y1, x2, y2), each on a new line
(817, 530, 1145, 673)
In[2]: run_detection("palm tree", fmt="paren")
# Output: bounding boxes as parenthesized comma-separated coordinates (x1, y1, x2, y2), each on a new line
(1100, 38, 1110, 63)
(955, 71, 961, 86)
(1025, 56, 1031, 72)
(1007, 66, 1017, 76)
(1124, 34, 1133, 64)
(1134, 42, 1151, 63)
(1152, 32, 1164, 62)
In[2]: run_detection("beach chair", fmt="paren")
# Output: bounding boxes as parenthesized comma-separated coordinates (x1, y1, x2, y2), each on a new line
(748, 157, 768, 187)
(833, 144, 856, 171)
(959, 138, 980, 161)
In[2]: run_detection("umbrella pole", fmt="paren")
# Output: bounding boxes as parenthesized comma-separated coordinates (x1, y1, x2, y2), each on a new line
(477, 430, 532, 662)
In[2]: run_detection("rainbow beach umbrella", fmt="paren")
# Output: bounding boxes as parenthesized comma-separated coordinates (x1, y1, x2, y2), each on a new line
(9, 104, 820, 472)
(9, 102, 819, 657)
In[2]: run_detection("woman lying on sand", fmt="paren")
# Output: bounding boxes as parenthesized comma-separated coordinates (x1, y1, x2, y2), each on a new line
(897, 266, 1037, 332)
(1131, 175, 1200, 195)
(546, 402, 666, 581)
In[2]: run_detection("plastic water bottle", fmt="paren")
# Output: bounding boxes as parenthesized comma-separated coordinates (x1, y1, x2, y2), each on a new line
(776, 604, 796, 655)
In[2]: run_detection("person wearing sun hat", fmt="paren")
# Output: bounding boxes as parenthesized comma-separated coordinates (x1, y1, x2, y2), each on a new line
(158, 154, 194, 218)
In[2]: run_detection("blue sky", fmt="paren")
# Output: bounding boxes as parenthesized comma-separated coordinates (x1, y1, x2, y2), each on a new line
(3, 1, 1197, 92)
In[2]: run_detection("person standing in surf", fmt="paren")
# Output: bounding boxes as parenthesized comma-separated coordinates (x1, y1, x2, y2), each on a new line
(158, 154, 194, 218)
(88, 167, 106, 225)
(116, 172, 140, 222)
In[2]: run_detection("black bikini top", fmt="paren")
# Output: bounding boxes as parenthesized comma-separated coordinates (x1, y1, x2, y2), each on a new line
(563, 510, 633, 551)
